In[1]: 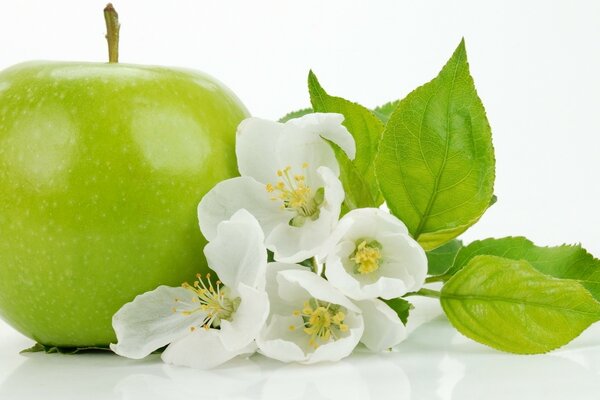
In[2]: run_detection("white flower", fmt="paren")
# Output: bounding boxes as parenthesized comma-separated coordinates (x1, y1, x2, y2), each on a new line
(356, 299, 407, 351)
(322, 208, 427, 300)
(257, 263, 364, 364)
(198, 113, 355, 263)
(110, 209, 270, 369)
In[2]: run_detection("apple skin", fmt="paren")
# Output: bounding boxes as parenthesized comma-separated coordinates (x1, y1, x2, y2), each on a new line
(0, 61, 249, 347)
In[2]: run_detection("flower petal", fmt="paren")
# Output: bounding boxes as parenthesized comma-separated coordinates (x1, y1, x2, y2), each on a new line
(276, 269, 360, 313)
(204, 209, 267, 289)
(219, 283, 270, 352)
(326, 245, 414, 300)
(275, 129, 339, 182)
(322, 207, 427, 299)
(323, 241, 366, 300)
(377, 233, 427, 294)
(198, 176, 288, 241)
(265, 262, 308, 315)
(236, 118, 286, 184)
(267, 167, 344, 263)
(110, 286, 204, 359)
(357, 277, 410, 300)
(161, 329, 255, 369)
(257, 314, 309, 363)
(286, 113, 356, 160)
(236, 114, 354, 185)
(356, 299, 406, 352)
(325, 208, 409, 250)
(304, 311, 363, 364)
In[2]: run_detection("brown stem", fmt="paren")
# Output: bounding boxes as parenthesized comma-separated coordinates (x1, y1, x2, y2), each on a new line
(104, 3, 120, 63)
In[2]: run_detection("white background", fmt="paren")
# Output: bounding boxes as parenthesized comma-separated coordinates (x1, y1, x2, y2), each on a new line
(1, 1, 600, 399)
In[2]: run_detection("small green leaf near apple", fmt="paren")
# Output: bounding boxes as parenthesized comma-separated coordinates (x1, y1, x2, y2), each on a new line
(0, 6, 248, 346)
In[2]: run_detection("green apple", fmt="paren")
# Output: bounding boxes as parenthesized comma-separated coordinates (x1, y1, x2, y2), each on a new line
(0, 60, 248, 347)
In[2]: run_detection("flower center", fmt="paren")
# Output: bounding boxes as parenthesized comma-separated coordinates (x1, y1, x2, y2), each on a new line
(289, 298, 349, 348)
(350, 240, 383, 274)
(177, 273, 241, 330)
(266, 163, 325, 227)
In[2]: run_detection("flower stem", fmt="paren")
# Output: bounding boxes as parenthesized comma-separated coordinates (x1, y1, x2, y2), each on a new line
(424, 274, 449, 284)
(104, 3, 120, 63)
(404, 288, 441, 299)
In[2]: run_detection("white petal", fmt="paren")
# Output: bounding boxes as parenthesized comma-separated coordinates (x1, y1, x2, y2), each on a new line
(198, 176, 288, 241)
(257, 314, 309, 363)
(236, 114, 353, 185)
(377, 233, 428, 294)
(358, 277, 410, 300)
(161, 329, 255, 369)
(326, 245, 414, 300)
(266, 209, 335, 264)
(322, 207, 426, 299)
(276, 128, 339, 181)
(356, 299, 406, 352)
(323, 243, 366, 300)
(259, 268, 364, 364)
(319, 166, 345, 215)
(219, 283, 269, 351)
(110, 286, 204, 359)
(276, 269, 360, 313)
(236, 118, 286, 184)
(286, 113, 356, 160)
(337, 208, 409, 243)
(320, 208, 410, 263)
(304, 311, 363, 364)
(265, 262, 308, 315)
(204, 209, 267, 289)
(267, 167, 344, 263)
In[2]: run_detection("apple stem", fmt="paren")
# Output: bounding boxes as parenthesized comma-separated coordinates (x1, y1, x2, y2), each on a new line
(104, 3, 120, 63)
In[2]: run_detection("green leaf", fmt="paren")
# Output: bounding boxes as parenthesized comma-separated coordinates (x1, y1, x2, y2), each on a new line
(443, 237, 600, 301)
(426, 239, 463, 275)
(308, 70, 384, 210)
(373, 100, 400, 123)
(326, 140, 378, 213)
(278, 107, 313, 123)
(20, 343, 111, 354)
(383, 297, 412, 325)
(375, 39, 495, 251)
(20, 343, 166, 355)
(441, 255, 600, 354)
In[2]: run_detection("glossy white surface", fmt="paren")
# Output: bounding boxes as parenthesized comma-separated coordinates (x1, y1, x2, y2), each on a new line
(1, 0, 600, 399)
(1, 297, 600, 400)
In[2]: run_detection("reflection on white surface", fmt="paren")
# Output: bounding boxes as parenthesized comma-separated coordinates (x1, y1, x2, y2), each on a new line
(1, 298, 600, 399)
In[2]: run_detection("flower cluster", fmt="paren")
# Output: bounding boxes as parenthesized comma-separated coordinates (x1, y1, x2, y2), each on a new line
(110, 113, 428, 368)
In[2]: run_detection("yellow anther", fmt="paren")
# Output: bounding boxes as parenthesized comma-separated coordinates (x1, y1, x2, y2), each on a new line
(292, 299, 349, 348)
(332, 311, 346, 325)
(351, 240, 383, 274)
(174, 272, 241, 330)
(289, 325, 296, 331)
(265, 162, 323, 224)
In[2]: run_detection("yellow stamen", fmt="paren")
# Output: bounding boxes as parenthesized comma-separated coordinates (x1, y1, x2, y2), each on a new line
(290, 299, 349, 348)
(351, 240, 383, 274)
(175, 273, 240, 330)
(265, 163, 324, 226)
